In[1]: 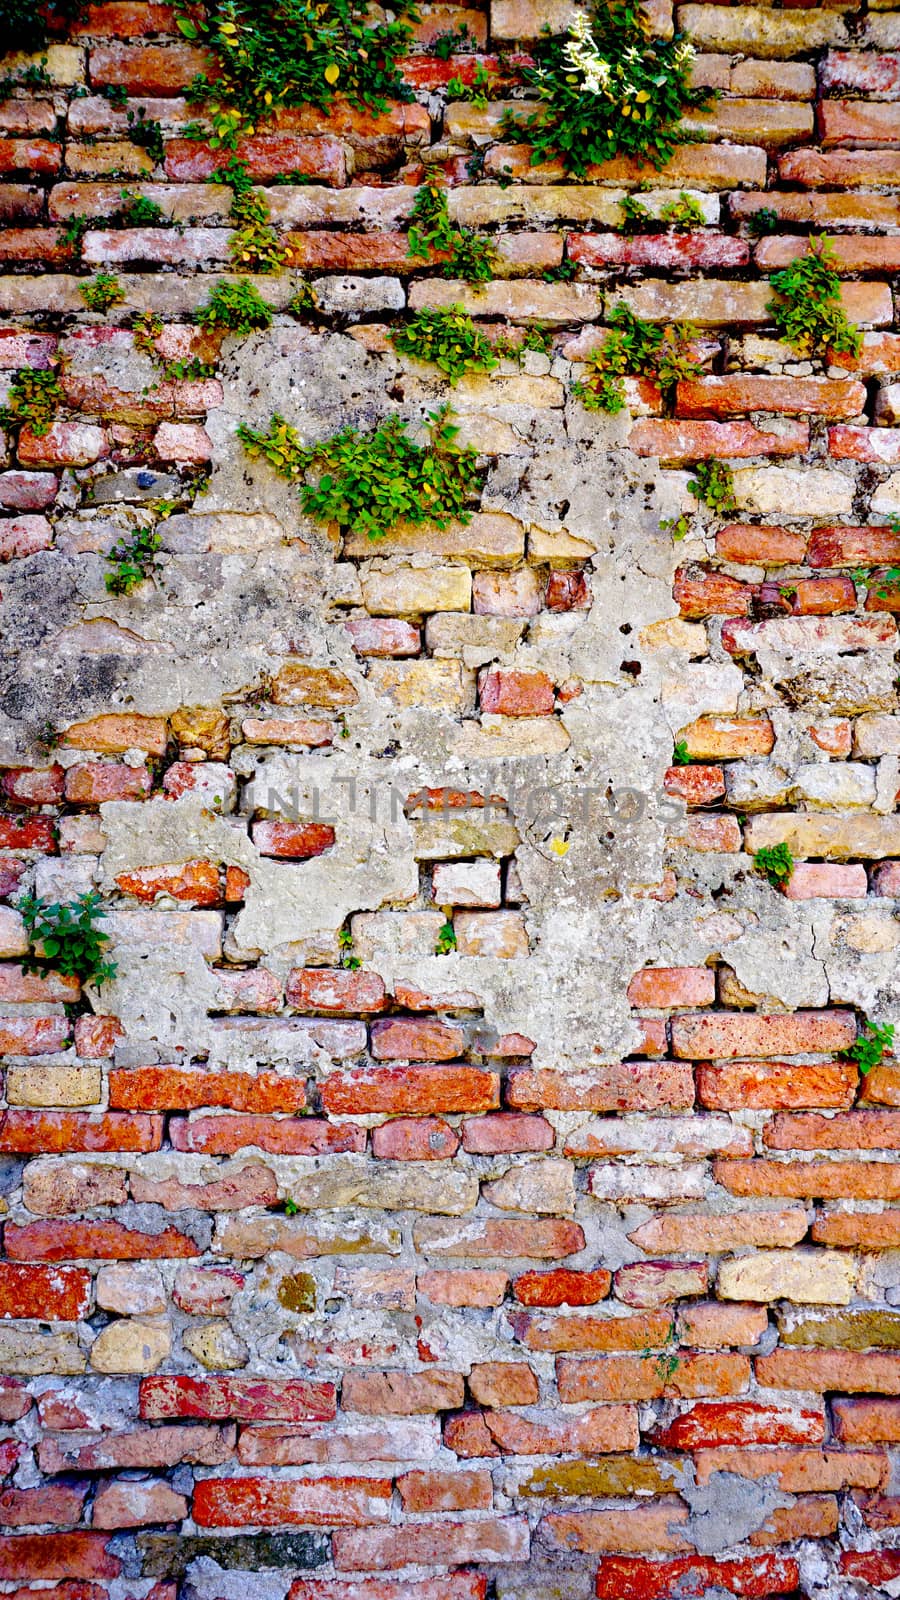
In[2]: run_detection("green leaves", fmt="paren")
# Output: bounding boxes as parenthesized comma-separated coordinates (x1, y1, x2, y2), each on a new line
(573, 304, 700, 414)
(840, 1017, 895, 1076)
(753, 843, 794, 891)
(79, 272, 126, 313)
(406, 181, 497, 284)
(0, 367, 63, 438)
(767, 236, 861, 360)
(391, 307, 499, 386)
(507, 0, 710, 177)
(105, 526, 162, 595)
(239, 404, 484, 542)
(197, 279, 274, 335)
(687, 460, 736, 515)
(19, 891, 117, 987)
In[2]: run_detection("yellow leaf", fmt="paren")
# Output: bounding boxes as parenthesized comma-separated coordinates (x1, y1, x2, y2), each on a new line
(550, 837, 570, 857)
(324, 62, 340, 84)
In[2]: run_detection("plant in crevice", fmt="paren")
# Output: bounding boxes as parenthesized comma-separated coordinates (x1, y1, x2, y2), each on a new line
(213, 156, 288, 274)
(118, 188, 166, 226)
(105, 525, 163, 594)
(672, 740, 691, 766)
(238, 404, 484, 543)
(407, 179, 497, 284)
(767, 235, 861, 359)
(197, 278, 273, 335)
(0, 367, 63, 437)
(287, 280, 318, 317)
(572, 303, 701, 415)
(338, 926, 361, 970)
(753, 842, 794, 890)
(504, 0, 710, 177)
(840, 1017, 895, 1076)
(435, 914, 457, 955)
(126, 105, 165, 166)
(176, 0, 417, 151)
(432, 22, 476, 60)
(390, 306, 499, 385)
(620, 192, 654, 232)
(19, 891, 117, 987)
(79, 272, 126, 312)
(60, 213, 90, 256)
(132, 309, 164, 356)
(747, 205, 779, 237)
(687, 459, 736, 515)
(447, 63, 496, 108)
(660, 191, 705, 230)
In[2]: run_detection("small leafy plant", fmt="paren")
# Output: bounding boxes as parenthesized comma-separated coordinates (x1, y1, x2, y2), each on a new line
(767, 236, 861, 359)
(435, 914, 457, 955)
(238, 404, 484, 543)
(573, 304, 701, 414)
(132, 309, 164, 356)
(840, 1017, 895, 1076)
(447, 64, 496, 108)
(747, 206, 779, 238)
(660, 191, 705, 231)
(338, 926, 361, 970)
(391, 306, 499, 385)
(118, 188, 165, 226)
(61, 214, 90, 255)
(753, 842, 794, 890)
(506, 0, 709, 177)
(105, 525, 162, 594)
(177, 0, 416, 151)
(0, 367, 63, 438)
(19, 890, 117, 987)
(407, 180, 497, 284)
(672, 740, 691, 766)
(214, 157, 288, 274)
(432, 23, 476, 59)
(197, 279, 273, 336)
(620, 193, 654, 233)
(688, 460, 736, 515)
(79, 272, 126, 312)
(126, 106, 165, 166)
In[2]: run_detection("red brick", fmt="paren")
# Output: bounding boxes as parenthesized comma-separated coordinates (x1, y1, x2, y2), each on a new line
(650, 1400, 824, 1450)
(677, 375, 866, 419)
(131, 1164, 277, 1211)
(545, 569, 591, 611)
(286, 968, 387, 1014)
(681, 716, 775, 759)
(73, 1016, 123, 1059)
(677, 1303, 769, 1349)
(251, 820, 335, 859)
(842, 1553, 900, 1585)
(570, 233, 748, 271)
(0, 1485, 87, 1528)
(0, 965, 78, 1002)
(0, 1110, 161, 1152)
(0, 1380, 30, 1422)
(697, 1059, 858, 1110)
(414, 1218, 584, 1260)
(332, 1520, 529, 1571)
(397, 1470, 491, 1513)
(757, 1349, 900, 1394)
(515, 1309, 674, 1355)
(0, 472, 57, 511)
(764, 1109, 900, 1150)
(829, 424, 900, 465)
(0, 814, 55, 850)
(461, 1112, 553, 1153)
(513, 1268, 612, 1307)
(507, 1063, 694, 1112)
(779, 149, 900, 187)
(370, 1018, 465, 1061)
(821, 51, 900, 96)
(114, 859, 222, 905)
(557, 1352, 750, 1403)
(322, 1066, 499, 1115)
(716, 524, 808, 565)
(38, 1422, 236, 1472)
(170, 1114, 364, 1156)
(469, 1362, 538, 1407)
(342, 1370, 464, 1415)
(629, 419, 808, 460)
(63, 713, 167, 754)
(345, 617, 421, 657)
(0, 514, 53, 562)
(694, 1446, 887, 1492)
(0, 140, 61, 175)
(834, 1398, 900, 1444)
(819, 99, 900, 147)
(627, 966, 715, 1009)
(418, 1269, 508, 1308)
(673, 569, 753, 620)
(0, 764, 63, 805)
(614, 1260, 707, 1308)
(165, 134, 346, 186)
(594, 1554, 799, 1600)
(371, 1117, 459, 1160)
(193, 1475, 392, 1528)
(89, 42, 214, 93)
(5, 1220, 199, 1261)
(672, 1010, 856, 1060)
(0, 1536, 120, 1581)
(140, 1375, 336, 1422)
(18, 421, 108, 468)
(0, 1263, 91, 1320)
(809, 524, 900, 568)
(789, 577, 857, 616)
(109, 1067, 307, 1113)
(716, 1157, 900, 1200)
(64, 763, 150, 804)
(812, 1211, 900, 1248)
(479, 668, 554, 716)
(664, 765, 725, 805)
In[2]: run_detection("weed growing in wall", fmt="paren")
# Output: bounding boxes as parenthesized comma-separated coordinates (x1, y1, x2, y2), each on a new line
(105, 526, 163, 594)
(0, 368, 63, 438)
(688, 460, 736, 515)
(573, 304, 700, 414)
(79, 272, 126, 312)
(506, 0, 708, 177)
(840, 1018, 895, 1076)
(213, 157, 289, 274)
(391, 307, 499, 385)
(407, 181, 498, 284)
(19, 891, 117, 987)
(753, 843, 794, 890)
(197, 280, 274, 335)
(238, 405, 484, 543)
(0, 0, 80, 53)
(767, 235, 861, 359)
(177, 0, 416, 149)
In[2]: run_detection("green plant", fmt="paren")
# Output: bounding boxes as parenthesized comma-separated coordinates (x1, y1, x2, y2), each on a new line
(101, 83, 128, 106)
(214, 157, 288, 274)
(0, 57, 52, 89)
(126, 106, 164, 165)
(505, 0, 709, 178)
(79, 272, 126, 313)
(660, 191, 704, 230)
(61, 214, 90, 255)
(239, 404, 484, 543)
(432, 22, 476, 60)
(283, 1195, 300, 1215)
(132, 309, 164, 356)
(542, 258, 577, 283)
(840, 1017, 895, 1076)
(19, 890, 116, 986)
(177, 0, 416, 151)
(494, 323, 554, 361)
(620, 192, 654, 233)
(747, 206, 779, 237)
(0, 0, 81, 53)
(435, 915, 457, 955)
(660, 513, 690, 541)
(118, 188, 165, 226)
(767, 236, 861, 360)
(105, 525, 162, 594)
(391, 306, 499, 385)
(877, 514, 900, 597)
(573, 304, 701, 414)
(687, 459, 736, 514)
(753, 842, 794, 890)
(287, 281, 318, 317)
(197, 279, 273, 335)
(672, 740, 690, 766)
(0, 367, 63, 438)
(446, 63, 494, 108)
(407, 180, 497, 284)
(338, 926, 361, 970)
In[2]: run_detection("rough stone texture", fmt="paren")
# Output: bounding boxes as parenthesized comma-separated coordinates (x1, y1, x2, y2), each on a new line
(0, 6, 899, 1594)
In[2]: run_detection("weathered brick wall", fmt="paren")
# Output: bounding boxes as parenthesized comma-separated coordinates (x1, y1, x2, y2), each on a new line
(1, 0, 900, 1594)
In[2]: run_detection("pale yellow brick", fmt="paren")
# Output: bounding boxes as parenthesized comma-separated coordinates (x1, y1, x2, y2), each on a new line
(367, 660, 473, 712)
(718, 1251, 856, 1305)
(6, 1065, 102, 1108)
(732, 468, 855, 518)
(344, 513, 524, 566)
(90, 1319, 172, 1374)
(745, 812, 900, 861)
(361, 566, 472, 617)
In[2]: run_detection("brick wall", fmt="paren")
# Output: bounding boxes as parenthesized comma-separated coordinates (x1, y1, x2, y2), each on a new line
(1, 0, 900, 1594)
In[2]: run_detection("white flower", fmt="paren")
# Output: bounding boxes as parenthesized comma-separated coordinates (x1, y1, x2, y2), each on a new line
(562, 11, 613, 95)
